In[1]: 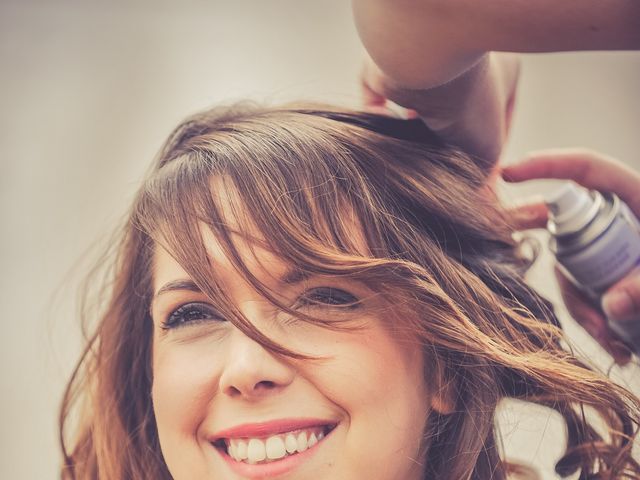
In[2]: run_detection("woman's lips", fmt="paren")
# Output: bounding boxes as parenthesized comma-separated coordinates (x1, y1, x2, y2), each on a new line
(212, 422, 337, 478)
(211, 418, 336, 440)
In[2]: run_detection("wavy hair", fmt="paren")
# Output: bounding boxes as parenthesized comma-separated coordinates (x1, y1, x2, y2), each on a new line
(60, 103, 640, 479)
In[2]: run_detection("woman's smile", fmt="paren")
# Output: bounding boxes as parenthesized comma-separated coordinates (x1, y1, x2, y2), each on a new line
(209, 419, 338, 478)
(150, 226, 433, 479)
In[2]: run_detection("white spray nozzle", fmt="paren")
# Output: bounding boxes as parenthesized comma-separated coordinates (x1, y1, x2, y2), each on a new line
(546, 182, 599, 235)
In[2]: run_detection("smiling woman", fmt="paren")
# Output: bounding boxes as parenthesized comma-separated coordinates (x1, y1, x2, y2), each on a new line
(60, 103, 640, 479)
(151, 236, 430, 479)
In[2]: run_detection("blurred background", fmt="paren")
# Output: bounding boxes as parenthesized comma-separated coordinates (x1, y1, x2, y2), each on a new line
(1, 1, 639, 478)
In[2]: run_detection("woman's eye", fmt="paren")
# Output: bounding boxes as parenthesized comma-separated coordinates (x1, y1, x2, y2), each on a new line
(162, 302, 223, 330)
(298, 287, 360, 309)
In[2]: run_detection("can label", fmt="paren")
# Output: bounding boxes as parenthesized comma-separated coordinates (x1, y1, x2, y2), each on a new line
(558, 211, 640, 293)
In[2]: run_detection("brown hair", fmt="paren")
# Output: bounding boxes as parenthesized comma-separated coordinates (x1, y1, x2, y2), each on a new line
(60, 103, 640, 479)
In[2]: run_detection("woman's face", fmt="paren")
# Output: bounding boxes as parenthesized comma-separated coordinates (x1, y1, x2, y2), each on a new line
(150, 221, 435, 479)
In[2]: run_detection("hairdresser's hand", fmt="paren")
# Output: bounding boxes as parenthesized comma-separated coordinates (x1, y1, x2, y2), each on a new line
(502, 148, 640, 363)
(361, 52, 519, 171)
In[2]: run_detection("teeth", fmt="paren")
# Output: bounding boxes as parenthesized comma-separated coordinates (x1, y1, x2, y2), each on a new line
(284, 433, 297, 454)
(247, 439, 266, 464)
(236, 440, 247, 460)
(296, 431, 308, 452)
(265, 436, 287, 460)
(224, 426, 331, 464)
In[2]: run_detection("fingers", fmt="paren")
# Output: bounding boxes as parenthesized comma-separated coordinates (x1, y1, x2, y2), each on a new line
(501, 148, 640, 216)
(360, 59, 419, 119)
(554, 266, 632, 365)
(360, 57, 387, 107)
(602, 267, 640, 321)
(361, 75, 387, 108)
(505, 201, 548, 230)
(503, 149, 640, 361)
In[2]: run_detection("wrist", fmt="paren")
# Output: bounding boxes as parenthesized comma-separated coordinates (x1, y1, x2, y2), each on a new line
(382, 54, 492, 131)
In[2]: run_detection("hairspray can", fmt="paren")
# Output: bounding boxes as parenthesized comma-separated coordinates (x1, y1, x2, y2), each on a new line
(546, 182, 640, 354)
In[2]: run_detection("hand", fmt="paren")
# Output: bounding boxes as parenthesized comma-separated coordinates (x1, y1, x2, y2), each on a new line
(502, 149, 640, 364)
(361, 52, 520, 170)
(360, 55, 418, 118)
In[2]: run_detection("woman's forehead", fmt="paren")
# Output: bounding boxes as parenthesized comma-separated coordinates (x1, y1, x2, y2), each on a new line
(208, 174, 371, 255)
(151, 173, 373, 295)
(152, 225, 294, 295)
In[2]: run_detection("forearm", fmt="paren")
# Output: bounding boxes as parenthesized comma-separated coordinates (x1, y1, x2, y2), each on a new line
(352, 0, 640, 89)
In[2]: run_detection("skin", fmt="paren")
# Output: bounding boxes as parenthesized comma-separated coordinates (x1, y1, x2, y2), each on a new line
(353, 0, 640, 168)
(360, 52, 519, 169)
(149, 196, 442, 479)
(352, 0, 640, 90)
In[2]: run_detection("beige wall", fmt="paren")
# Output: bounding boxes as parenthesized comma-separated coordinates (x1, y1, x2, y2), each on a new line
(1, 1, 638, 478)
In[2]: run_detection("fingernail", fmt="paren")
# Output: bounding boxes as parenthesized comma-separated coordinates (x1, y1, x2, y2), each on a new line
(500, 164, 526, 181)
(602, 290, 635, 320)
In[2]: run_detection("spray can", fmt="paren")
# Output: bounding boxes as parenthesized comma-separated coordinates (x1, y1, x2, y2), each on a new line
(546, 182, 640, 354)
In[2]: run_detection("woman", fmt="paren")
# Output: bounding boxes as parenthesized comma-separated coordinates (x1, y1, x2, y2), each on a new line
(60, 103, 640, 479)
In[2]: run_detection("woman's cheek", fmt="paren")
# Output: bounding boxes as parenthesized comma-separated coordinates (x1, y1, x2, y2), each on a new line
(287, 323, 396, 400)
(152, 339, 223, 434)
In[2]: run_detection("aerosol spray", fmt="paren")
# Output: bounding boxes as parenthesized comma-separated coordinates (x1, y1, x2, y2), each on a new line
(546, 182, 640, 354)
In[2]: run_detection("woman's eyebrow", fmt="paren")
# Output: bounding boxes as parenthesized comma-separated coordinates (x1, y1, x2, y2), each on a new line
(153, 269, 307, 300)
(154, 279, 201, 299)
(280, 268, 309, 285)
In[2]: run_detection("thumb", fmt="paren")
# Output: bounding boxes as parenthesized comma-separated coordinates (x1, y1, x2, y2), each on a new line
(505, 201, 548, 230)
(601, 267, 640, 321)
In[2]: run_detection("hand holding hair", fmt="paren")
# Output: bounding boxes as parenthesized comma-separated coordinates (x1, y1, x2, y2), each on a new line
(353, 0, 639, 170)
(360, 52, 519, 169)
(502, 148, 640, 364)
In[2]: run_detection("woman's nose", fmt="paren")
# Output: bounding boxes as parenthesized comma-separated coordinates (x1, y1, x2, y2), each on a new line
(218, 327, 295, 400)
